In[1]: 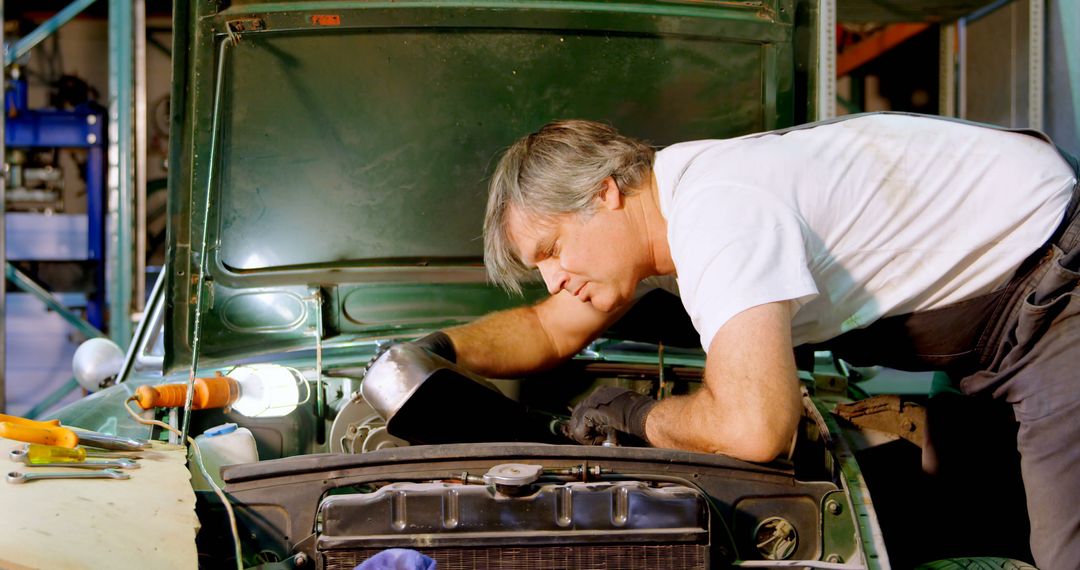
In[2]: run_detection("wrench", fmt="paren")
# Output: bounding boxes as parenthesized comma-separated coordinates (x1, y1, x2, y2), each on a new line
(7, 469, 130, 484)
(8, 449, 139, 469)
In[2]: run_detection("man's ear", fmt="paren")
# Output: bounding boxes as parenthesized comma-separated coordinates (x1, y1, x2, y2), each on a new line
(597, 176, 624, 211)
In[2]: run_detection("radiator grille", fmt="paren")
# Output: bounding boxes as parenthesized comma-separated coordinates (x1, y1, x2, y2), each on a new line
(324, 544, 707, 570)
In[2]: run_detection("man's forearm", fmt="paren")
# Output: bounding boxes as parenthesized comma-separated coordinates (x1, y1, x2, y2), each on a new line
(445, 289, 622, 377)
(644, 388, 797, 463)
(642, 302, 802, 463)
(643, 389, 739, 455)
(445, 306, 566, 377)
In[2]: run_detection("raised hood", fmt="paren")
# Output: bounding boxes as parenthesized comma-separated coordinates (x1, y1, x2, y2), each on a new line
(165, 0, 817, 372)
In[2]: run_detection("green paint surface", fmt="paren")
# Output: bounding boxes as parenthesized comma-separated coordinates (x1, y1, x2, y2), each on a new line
(166, 0, 804, 370)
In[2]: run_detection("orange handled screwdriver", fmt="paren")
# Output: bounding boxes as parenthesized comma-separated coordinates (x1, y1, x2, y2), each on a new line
(134, 376, 241, 411)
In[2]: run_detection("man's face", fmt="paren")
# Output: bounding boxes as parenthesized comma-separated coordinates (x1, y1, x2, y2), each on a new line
(506, 181, 645, 312)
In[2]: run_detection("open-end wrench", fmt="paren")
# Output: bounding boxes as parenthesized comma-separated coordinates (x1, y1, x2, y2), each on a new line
(8, 449, 139, 469)
(7, 469, 130, 484)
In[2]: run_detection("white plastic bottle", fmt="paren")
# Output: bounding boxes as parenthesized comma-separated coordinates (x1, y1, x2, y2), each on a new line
(191, 423, 259, 490)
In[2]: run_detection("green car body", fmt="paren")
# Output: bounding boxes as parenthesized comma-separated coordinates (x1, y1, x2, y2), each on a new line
(48, 1, 914, 568)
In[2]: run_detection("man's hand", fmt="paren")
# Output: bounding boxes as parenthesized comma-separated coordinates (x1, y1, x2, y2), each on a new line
(564, 386, 658, 445)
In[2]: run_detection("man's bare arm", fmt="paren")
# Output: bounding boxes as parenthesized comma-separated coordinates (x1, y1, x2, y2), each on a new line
(445, 290, 628, 378)
(644, 301, 802, 463)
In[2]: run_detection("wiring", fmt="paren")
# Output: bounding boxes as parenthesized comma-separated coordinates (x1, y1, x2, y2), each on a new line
(295, 370, 313, 407)
(124, 397, 243, 570)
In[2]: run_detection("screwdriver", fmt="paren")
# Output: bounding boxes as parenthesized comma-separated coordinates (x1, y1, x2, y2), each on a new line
(24, 444, 143, 464)
(0, 414, 76, 446)
(0, 413, 150, 450)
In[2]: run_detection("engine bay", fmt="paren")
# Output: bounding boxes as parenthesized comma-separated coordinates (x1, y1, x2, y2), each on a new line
(177, 351, 858, 569)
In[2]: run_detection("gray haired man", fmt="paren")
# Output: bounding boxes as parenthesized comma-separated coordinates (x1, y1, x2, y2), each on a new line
(413, 113, 1079, 568)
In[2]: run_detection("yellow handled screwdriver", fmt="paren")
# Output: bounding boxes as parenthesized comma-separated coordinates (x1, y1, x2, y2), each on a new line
(24, 444, 143, 464)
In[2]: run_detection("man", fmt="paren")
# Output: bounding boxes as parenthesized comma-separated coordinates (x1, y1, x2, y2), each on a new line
(406, 114, 1078, 568)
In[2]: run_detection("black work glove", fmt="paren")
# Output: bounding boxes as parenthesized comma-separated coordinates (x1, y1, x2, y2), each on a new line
(410, 331, 457, 363)
(367, 331, 457, 371)
(563, 386, 658, 446)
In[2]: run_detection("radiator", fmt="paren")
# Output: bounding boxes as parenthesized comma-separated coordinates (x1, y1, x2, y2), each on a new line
(324, 544, 707, 570)
(316, 480, 711, 569)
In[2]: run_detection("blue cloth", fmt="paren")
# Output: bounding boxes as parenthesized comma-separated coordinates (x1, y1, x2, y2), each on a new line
(355, 548, 436, 570)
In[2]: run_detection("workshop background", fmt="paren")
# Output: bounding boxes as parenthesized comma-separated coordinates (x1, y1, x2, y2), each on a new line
(0, 0, 1077, 418)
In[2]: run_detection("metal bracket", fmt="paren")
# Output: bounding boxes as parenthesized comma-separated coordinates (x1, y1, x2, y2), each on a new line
(816, 0, 837, 120)
(1028, 0, 1045, 130)
(834, 395, 926, 448)
(309, 286, 326, 445)
(813, 370, 848, 395)
(226, 17, 266, 45)
(820, 490, 859, 565)
(200, 276, 215, 310)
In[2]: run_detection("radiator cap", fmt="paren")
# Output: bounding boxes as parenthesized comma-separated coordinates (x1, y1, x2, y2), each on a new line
(483, 463, 543, 487)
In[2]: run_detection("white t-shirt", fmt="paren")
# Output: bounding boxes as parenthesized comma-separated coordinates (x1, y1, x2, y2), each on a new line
(652, 114, 1077, 350)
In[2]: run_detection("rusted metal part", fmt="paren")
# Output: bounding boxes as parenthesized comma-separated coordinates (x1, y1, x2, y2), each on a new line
(834, 395, 927, 448)
(226, 17, 265, 34)
(225, 17, 266, 45)
(310, 14, 341, 26)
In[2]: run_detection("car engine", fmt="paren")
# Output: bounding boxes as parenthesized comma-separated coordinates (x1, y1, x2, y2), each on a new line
(186, 347, 859, 569)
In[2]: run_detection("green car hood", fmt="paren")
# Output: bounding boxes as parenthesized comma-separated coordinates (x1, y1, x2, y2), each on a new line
(165, 0, 817, 373)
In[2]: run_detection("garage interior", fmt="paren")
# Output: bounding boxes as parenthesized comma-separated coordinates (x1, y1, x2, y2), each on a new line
(0, 1, 1077, 569)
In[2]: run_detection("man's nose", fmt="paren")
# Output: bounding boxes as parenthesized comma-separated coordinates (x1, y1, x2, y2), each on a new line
(538, 261, 569, 295)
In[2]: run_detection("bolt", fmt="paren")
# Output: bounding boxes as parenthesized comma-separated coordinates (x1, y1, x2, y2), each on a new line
(87, 115, 98, 125)
(826, 554, 843, 563)
(294, 552, 308, 566)
(86, 133, 98, 144)
(826, 500, 842, 515)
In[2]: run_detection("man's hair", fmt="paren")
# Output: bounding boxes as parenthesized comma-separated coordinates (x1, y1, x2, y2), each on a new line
(484, 119, 655, 294)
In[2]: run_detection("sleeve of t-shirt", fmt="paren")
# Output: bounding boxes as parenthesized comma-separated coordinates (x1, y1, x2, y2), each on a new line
(634, 275, 680, 300)
(668, 182, 819, 350)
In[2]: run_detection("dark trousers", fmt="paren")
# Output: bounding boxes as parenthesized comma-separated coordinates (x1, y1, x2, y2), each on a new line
(821, 184, 1080, 569)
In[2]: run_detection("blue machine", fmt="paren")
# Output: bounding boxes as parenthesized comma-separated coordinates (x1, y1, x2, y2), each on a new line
(5, 76, 106, 328)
